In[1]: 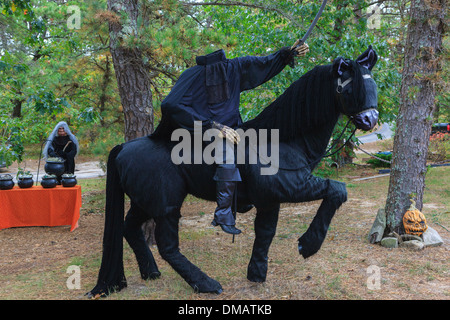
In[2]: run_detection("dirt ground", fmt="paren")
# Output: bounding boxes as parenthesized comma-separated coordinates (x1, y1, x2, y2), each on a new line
(0, 142, 448, 300)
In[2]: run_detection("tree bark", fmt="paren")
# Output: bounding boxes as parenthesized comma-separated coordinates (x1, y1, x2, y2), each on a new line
(107, 0, 154, 141)
(384, 0, 446, 234)
(98, 55, 112, 127)
(11, 97, 24, 118)
(108, 0, 156, 244)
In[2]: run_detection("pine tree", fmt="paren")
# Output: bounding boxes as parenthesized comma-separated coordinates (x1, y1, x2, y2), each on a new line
(384, 0, 446, 233)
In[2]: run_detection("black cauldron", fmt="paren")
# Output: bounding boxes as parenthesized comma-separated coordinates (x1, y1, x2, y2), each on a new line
(18, 176, 34, 189)
(61, 174, 77, 187)
(0, 174, 14, 190)
(44, 158, 65, 178)
(41, 175, 57, 188)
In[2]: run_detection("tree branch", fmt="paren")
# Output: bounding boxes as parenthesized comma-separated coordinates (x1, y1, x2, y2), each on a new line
(181, 1, 302, 28)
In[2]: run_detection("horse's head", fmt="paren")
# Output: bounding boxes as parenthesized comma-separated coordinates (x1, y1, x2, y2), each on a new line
(333, 46, 379, 131)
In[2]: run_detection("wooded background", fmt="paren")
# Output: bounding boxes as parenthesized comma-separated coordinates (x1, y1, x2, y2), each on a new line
(0, 0, 449, 164)
(1, 0, 447, 165)
(0, 1, 448, 233)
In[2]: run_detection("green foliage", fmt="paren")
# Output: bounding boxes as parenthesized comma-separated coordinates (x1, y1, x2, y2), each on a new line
(313, 157, 339, 178)
(367, 152, 392, 168)
(329, 117, 359, 166)
(29, 90, 70, 115)
(0, 0, 46, 44)
(0, 0, 121, 164)
(0, 0, 436, 168)
(206, 0, 402, 128)
(75, 122, 124, 158)
(123, 0, 233, 115)
(78, 107, 102, 123)
(0, 119, 24, 166)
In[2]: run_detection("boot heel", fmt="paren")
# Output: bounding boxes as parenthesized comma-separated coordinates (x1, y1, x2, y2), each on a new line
(220, 224, 241, 235)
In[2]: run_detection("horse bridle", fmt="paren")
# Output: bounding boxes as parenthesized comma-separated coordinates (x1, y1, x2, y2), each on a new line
(336, 73, 378, 121)
(337, 74, 372, 94)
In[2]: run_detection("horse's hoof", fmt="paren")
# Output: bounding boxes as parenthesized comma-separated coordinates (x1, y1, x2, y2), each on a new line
(142, 271, 161, 280)
(298, 244, 305, 258)
(298, 244, 310, 259)
(193, 280, 223, 294)
(298, 242, 318, 259)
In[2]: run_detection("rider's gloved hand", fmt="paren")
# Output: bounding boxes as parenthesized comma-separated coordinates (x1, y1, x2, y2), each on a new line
(212, 121, 240, 145)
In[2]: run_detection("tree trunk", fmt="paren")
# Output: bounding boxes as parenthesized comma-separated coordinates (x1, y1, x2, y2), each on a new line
(107, 0, 154, 141)
(11, 98, 24, 118)
(384, 0, 445, 234)
(108, 0, 156, 244)
(98, 55, 112, 127)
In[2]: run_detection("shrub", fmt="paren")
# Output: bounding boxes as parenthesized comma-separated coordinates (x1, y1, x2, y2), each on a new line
(428, 132, 450, 162)
(366, 151, 392, 168)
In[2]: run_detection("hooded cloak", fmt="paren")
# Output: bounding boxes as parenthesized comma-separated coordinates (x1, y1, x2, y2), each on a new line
(43, 121, 79, 174)
(43, 121, 79, 159)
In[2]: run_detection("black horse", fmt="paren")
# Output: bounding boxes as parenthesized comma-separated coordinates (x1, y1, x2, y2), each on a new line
(88, 46, 379, 297)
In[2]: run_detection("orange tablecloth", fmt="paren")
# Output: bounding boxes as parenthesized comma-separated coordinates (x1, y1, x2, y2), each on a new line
(0, 185, 81, 232)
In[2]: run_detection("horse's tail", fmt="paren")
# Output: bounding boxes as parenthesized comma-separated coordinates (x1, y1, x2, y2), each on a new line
(87, 144, 127, 298)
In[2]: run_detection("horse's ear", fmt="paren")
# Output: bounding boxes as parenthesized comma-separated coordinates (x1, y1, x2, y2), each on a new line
(333, 57, 351, 76)
(356, 45, 378, 70)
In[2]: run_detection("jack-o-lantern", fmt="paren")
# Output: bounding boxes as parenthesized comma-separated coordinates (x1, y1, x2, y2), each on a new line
(403, 199, 428, 236)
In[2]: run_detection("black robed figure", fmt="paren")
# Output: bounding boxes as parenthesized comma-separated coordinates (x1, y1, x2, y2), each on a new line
(152, 42, 310, 234)
(43, 121, 79, 175)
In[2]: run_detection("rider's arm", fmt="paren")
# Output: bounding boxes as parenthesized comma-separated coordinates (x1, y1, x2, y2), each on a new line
(237, 43, 309, 92)
(237, 47, 294, 92)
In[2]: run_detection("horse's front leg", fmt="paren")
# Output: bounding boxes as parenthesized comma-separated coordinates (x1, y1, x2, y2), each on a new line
(247, 204, 280, 283)
(296, 177, 347, 259)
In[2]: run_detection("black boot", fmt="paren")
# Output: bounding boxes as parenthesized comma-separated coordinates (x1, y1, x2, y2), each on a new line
(211, 166, 242, 235)
(211, 219, 241, 235)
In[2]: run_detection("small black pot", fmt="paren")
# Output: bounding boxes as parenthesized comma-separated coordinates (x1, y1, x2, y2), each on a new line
(0, 175, 14, 190)
(41, 176, 57, 188)
(61, 175, 77, 187)
(45, 159, 65, 177)
(18, 176, 34, 189)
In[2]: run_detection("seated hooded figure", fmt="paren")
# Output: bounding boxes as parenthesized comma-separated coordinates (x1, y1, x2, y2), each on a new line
(151, 42, 309, 235)
(43, 121, 79, 175)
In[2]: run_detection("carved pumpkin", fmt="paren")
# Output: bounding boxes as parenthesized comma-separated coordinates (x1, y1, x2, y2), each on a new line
(403, 200, 428, 236)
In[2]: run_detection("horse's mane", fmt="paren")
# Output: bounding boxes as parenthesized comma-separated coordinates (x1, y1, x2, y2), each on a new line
(241, 59, 365, 142)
